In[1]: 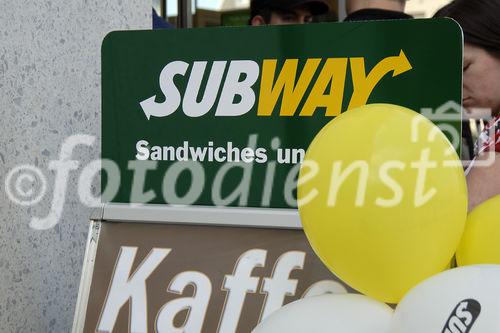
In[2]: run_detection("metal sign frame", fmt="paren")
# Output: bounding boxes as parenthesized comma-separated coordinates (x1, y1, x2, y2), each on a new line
(71, 204, 300, 333)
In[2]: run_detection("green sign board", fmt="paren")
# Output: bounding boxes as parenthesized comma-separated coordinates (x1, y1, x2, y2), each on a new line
(102, 19, 463, 208)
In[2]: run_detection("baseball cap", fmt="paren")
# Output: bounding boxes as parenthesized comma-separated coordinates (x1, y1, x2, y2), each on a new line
(250, 0, 330, 18)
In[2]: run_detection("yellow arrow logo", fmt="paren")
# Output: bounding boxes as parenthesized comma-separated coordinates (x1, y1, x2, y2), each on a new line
(348, 50, 413, 110)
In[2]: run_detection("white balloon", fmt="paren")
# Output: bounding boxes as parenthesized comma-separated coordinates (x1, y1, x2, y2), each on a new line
(302, 280, 348, 298)
(391, 265, 500, 333)
(252, 294, 393, 333)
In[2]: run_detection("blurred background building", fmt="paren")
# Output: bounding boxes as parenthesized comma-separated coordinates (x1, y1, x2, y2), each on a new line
(405, 0, 453, 18)
(153, 0, 454, 28)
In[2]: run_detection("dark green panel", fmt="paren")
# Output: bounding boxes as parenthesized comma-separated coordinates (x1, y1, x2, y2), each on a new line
(102, 19, 463, 208)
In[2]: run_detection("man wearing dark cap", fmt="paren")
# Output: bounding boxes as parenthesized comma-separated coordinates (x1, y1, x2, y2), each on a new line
(250, 0, 330, 25)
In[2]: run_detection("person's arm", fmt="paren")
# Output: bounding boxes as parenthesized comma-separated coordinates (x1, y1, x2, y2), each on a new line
(466, 152, 500, 211)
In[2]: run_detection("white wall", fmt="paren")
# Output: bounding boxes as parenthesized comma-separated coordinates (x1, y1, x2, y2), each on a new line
(0, 1, 149, 332)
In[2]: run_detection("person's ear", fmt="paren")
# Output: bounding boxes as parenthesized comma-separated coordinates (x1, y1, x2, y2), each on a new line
(251, 15, 266, 26)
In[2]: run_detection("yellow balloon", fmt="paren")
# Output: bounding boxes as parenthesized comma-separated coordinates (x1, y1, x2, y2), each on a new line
(456, 196, 500, 266)
(297, 104, 467, 304)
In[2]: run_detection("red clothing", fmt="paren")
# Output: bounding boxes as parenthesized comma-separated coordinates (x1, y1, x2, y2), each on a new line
(477, 115, 500, 154)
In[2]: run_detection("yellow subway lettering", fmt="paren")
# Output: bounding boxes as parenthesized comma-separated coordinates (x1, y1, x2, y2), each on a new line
(257, 58, 320, 117)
